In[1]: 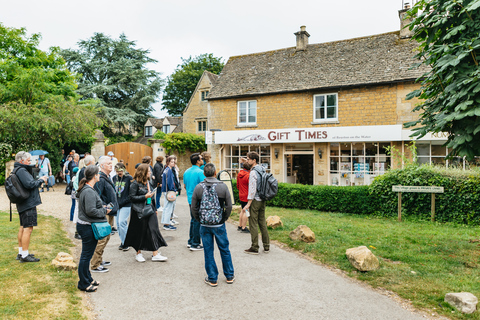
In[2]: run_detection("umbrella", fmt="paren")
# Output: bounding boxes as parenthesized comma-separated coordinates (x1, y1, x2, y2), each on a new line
(29, 150, 49, 156)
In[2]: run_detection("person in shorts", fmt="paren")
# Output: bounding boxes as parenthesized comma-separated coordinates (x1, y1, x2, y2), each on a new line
(14, 151, 48, 262)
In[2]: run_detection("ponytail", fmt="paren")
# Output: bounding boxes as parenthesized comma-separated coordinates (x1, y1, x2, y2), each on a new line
(77, 178, 87, 192)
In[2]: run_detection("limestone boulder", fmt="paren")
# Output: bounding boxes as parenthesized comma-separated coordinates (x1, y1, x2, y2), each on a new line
(266, 215, 283, 229)
(445, 292, 478, 314)
(289, 225, 315, 243)
(51, 252, 77, 271)
(345, 246, 379, 271)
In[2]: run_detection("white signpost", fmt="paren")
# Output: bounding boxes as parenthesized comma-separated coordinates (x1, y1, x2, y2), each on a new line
(392, 186, 444, 222)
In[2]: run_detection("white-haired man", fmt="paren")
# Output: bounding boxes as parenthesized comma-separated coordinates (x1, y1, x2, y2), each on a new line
(14, 151, 48, 262)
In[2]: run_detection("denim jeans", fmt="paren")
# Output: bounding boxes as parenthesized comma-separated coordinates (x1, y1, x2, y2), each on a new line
(200, 224, 234, 282)
(70, 199, 75, 221)
(161, 195, 176, 225)
(117, 206, 131, 245)
(77, 223, 98, 290)
(155, 190, 162, 209)
(188, 204, 201, 246)
(66, 174, 71, 185)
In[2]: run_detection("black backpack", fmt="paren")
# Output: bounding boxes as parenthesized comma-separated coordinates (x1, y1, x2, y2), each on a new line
(6, 167, 30, 204)
(252, 166, 278, 201)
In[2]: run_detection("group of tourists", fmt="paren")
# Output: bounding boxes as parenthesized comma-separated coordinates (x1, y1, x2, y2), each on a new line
(11, 148, 271, 291)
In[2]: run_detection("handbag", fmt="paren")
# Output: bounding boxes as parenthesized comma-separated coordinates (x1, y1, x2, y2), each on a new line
(165, 169, 177, 202)
(137, 183, 155, 219)
(65, 181, 73, 195)
(91, 222, 111, 240)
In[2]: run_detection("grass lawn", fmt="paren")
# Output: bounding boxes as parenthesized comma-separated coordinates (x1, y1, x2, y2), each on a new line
(0, 211, 87, 319)
(231, 207, 480, 319)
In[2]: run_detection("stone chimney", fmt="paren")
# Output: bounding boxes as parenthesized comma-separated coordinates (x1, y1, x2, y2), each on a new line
(294, 26, 310, 51)
(399, 3, 414, 39)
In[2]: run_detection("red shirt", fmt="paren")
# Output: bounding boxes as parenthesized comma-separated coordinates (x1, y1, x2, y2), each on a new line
(237, 169, 250, 203)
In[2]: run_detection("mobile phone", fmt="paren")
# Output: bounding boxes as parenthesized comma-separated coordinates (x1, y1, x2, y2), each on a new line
(106, 202, 114, 209)
(151, 187, 157, 194)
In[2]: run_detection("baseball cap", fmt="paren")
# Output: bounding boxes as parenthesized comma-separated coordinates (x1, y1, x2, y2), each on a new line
(107, 151, 114, 156)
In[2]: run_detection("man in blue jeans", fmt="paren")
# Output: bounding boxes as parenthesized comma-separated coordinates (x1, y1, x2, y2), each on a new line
(183, 153, 205, 251)
(191, 163, 234, 287)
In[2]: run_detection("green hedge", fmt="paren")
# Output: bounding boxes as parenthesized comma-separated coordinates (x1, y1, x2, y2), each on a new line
(231, 165, 480, 224)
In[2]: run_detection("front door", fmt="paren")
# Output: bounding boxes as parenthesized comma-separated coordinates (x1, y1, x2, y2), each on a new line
(286, 154, 314, 185)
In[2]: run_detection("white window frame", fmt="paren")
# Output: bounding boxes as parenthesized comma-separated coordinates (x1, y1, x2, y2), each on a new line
(313, 93, 338, 123)
(162, 125, 170, 134)
(237, 100, 257, 126)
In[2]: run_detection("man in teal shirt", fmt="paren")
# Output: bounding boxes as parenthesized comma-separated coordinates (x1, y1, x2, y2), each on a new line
(183, 153, 205, 251)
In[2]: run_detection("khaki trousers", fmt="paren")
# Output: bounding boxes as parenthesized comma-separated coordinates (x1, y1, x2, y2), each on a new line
(91, 234, 110, 269)
(248, 199, 270, 251)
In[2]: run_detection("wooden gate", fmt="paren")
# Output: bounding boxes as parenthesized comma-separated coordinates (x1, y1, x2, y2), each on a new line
(105, 142, 153, 175)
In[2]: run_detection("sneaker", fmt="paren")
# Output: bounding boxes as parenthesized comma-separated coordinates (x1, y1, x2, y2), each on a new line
(91, 266, 109, 273)
(172, 213, 178, 218)
(158, 206, 164, 212)
(16, 253, 34, 260)
(190, 245, 204, 251)
(226, 276, 235, 284)
(244, 248, 259, 255)
(204, 277, 218, 287)
(74, 233, 81, 240)
(111, 227, 118, 232)
(163, 225, 177, 231)
(152, 253, 168, 262)
(39, 189, 44, 193)
(264, 248, 270, 254)
(237, 226, 242, 231)
(118, 245, 130, 251)
(20, 254, 40, 263)
(187, 244, 191, 248)
(101, 261, 111, 266)
(241, 228, 250, 233)
(135, 253, 146, 263)
(170, 219, 179, 225)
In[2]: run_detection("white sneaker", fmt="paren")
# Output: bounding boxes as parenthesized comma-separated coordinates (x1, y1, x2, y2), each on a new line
(158, 206, 164, 212)
(152, 253, 168, 262)
(170, 219, 179, 225)
(172, 213, 178, 219)
(135, 253, 145, 263)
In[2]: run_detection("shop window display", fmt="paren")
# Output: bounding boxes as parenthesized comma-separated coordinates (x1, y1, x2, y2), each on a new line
(224, 144, 271, 178)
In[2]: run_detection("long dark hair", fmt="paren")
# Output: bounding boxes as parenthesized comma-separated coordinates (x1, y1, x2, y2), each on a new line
(132, 164, 149, 185)
(77, 165, 99, 192)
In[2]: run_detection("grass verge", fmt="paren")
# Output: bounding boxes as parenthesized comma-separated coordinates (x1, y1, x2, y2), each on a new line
(0, 211, 87, 319)
(231, 207, 480, 320)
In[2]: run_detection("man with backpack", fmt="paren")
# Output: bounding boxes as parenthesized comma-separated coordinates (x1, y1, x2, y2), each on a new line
(242, 151, 270, 255)
(10, 151, 48, 262)
(191, 163, 234, 287)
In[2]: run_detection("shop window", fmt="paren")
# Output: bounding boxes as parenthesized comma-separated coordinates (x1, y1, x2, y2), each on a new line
(329, 142, 391, 186)
(237, 101, 257, 126)
(197, 121, 207, 132)
(224, 144, 270, 178)
(313, 93, 337, 122)
(416, 141, 463, 167)
(145, 126, 153, 137)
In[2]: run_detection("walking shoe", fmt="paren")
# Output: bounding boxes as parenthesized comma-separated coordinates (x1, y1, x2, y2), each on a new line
(74, 232, 81, 240)
(190, 245, 204, 251)
(163, 225, 177, 231)
(241, 227, 250, 233)
(264, 248, 270, 254)
(16, 253, 35, 260)
(91, 266, 109, 273)
(111, 227, 118, 232)
(39, 189, 44, 193)
(135, 253, 146, 262)
(20, 254, 40, 263)
(152, 253, 168, 262)
(101, 261, 111, 266)
(226, 276, 235, 284)
(204, 277, 218, 287)
(158, 206, 164, 212)
(118, 245, 130, 251)
(237, 226, 242, 231)
(170, 219, 179, 225)
(172, 213, 178, 218)
(187, 244, 191, 248)
(244, 248, 259, 255)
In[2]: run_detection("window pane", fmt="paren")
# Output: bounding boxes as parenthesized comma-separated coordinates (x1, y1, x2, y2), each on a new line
(330, 157, 339, 170)
(327, 94, 336, 106)
(330, 143, 339, 156)
(239, 102, 246, 123)
(365, 143, 377, 156)
(198, 122, 201, 131)
(431, 144, 446, 156)
(248, 101, 256, 123)
(320, 106, 325, 119)
(315, 107, 321, 120)
(327, 106, 335, 118)
(352, 142, 364, 156)
(316, 96, 325, 108)
(417, 143, 430, 156)
(248, 114, 256, 123)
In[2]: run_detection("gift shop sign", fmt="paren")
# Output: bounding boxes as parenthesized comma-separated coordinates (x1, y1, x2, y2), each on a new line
(214, 125, 403, 144)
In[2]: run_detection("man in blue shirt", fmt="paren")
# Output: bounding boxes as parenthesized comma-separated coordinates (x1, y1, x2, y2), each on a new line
(183, 153, 205, 251)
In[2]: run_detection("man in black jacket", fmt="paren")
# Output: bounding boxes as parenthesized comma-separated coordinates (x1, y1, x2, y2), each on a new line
(153, 156, 164, 210)
(91, 156, 118, 273)
(14, 151, 48, 262)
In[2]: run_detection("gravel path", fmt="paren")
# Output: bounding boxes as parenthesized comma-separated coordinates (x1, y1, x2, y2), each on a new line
(0, 184, 436, 320)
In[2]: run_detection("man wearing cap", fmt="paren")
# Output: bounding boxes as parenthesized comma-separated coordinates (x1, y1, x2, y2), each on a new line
(107, 151, 118, 180)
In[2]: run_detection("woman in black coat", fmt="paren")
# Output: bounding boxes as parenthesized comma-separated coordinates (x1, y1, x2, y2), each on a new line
(124, 164, 167, 263)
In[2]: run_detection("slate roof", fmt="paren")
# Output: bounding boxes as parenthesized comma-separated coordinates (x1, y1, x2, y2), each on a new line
(207, 31, 428, 100)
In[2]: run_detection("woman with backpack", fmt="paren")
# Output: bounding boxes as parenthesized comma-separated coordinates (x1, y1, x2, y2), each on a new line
(124, 164, 168, 263)
(161, 156, 178, 231)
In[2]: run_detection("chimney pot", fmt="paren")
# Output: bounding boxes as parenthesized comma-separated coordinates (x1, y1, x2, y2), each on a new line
(294, 26, 310, 51)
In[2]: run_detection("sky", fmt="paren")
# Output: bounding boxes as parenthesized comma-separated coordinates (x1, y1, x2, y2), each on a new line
(1, 0, 408, 118)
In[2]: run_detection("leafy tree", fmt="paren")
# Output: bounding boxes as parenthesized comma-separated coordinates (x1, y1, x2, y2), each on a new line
(61, 33, 164, 134)
(405, 0, 480, 160)
(0, 23, 100, 177)
(162, 53, 224, 116)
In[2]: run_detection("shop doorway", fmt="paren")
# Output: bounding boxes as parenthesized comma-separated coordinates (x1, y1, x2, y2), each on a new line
(286, 154, 314, 185)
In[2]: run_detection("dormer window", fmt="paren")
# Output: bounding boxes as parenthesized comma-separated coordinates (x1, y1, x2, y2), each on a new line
(145, 126, 153, 137)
